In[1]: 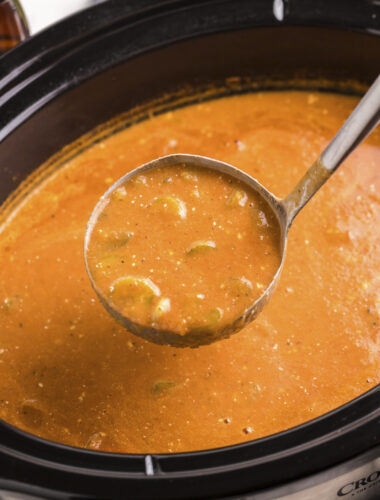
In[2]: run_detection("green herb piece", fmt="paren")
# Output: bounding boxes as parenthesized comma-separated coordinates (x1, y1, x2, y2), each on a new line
(109, 276, 160, 305)
(186, 240, 216, 255)
(152, 196, 187, 219)
(152, 380, 176, 395)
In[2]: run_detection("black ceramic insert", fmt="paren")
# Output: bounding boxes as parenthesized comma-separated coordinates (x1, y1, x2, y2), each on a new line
(0, 1, 379, 498)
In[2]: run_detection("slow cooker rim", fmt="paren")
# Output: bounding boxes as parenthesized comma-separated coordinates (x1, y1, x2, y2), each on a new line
(0, 384, 380, 468)
(1, 0, 379, 105)
(1, 0, 379, 70)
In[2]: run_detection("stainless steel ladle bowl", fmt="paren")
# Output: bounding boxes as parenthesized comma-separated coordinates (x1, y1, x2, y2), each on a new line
(85, 75, 380, 348)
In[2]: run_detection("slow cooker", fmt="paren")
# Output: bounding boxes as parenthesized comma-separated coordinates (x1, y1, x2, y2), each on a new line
(0, 1, 379, 498)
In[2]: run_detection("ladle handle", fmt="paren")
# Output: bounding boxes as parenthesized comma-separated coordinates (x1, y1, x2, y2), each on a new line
(282, 74, 380, 226)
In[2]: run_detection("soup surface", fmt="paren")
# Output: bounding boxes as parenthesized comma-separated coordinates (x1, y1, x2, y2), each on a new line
(0, 90, 379, 453)
(86, 164, 281, 340)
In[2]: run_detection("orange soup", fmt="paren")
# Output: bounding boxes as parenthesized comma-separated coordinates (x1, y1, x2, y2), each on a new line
(0, 90, 379, 453)
(85, 164, 281, 339)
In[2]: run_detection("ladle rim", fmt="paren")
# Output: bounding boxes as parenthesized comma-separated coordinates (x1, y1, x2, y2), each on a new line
(84, 153, 287, 347)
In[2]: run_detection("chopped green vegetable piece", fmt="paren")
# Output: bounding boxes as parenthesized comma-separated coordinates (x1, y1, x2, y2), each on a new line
(152, 196, 187, 219)
(109, 276, 160, 305)
(187, 306, 224, 334)
(227, 189, 248, 208)
(207, 307, 223, 325)
(95, 254, 124, 270)
(152, 297, 171, 319)
(152, 380, 176, 395)
(96, 229, 133, 249)
(186, 240, 216, 255)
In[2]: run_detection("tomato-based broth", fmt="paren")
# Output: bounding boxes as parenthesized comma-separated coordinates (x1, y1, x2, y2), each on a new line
(86, 165, 281, 337)
(0, 91, 379, 453)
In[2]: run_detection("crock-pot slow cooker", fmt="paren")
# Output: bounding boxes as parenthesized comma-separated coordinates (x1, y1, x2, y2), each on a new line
(0, 1, 379, 498)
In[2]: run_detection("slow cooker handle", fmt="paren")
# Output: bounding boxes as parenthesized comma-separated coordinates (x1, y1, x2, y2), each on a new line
(0, 0, 29, 54)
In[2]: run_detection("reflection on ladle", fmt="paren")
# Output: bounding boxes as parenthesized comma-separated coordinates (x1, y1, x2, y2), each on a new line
(85, 75, 380, 348)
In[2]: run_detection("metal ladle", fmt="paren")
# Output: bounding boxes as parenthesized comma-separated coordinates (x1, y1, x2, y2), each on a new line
(85, 75, 380, 348)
